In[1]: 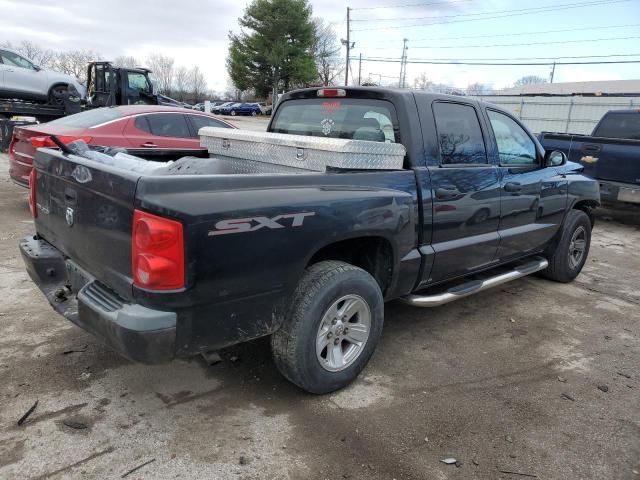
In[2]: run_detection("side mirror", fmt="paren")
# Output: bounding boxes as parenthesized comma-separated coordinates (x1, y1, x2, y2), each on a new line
(545, 150, 567, 167)
(33, 64, 42, 71)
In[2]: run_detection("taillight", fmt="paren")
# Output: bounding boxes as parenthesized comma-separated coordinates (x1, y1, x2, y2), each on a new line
(132, 210, 184, 290)
(8, 135, 17, 162)
(31, 135, 92, 149)
(28, 168, 37, 218)
(317, 88, 346, 97)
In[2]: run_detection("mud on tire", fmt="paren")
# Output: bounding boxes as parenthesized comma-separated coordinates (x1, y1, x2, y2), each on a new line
(271, 260, 384, 394)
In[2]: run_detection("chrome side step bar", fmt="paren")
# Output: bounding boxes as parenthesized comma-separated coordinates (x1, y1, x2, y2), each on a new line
(400, 256, 548, 307)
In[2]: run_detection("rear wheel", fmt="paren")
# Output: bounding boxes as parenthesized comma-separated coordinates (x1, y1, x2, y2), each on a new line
(271, 261, 384, 394)
(541, 209, 591, 283)
(47, 85, 67, 107)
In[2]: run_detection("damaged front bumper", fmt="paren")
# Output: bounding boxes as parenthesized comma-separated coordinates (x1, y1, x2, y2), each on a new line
(19, 235, 176, 363)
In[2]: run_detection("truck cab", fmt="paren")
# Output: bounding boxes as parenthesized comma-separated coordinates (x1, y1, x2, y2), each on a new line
(86, 62, 158, 108)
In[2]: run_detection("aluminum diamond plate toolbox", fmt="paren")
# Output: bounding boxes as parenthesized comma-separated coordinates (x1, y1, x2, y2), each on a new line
(199, 127, 406, 171)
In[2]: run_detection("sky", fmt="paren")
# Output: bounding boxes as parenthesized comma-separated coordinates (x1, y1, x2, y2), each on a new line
(1, 0, 639, 94)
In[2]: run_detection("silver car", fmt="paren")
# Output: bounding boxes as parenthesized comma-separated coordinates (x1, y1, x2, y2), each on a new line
(0, 47, 86, 105)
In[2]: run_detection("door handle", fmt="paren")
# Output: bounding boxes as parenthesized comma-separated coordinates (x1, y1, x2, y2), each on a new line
(141, 142, 157, 148)
(435, 187, 461, 199)
(582, 144, 601, 154)
(504, 182, 522, 193)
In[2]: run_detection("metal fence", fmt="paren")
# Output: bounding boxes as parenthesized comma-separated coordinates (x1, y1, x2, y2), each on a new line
(473, 95, 640, 135)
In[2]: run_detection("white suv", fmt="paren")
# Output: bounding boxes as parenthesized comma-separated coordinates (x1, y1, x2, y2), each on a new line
(0, 47, 86, 105)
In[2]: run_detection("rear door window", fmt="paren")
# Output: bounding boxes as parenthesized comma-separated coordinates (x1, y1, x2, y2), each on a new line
(187, 115, 232, 137)
(145, 113, 191, 138)
(271, 98, 398, 143)
(432, 102, 487, 165)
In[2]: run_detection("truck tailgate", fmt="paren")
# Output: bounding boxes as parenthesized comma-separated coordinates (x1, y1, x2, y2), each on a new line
(33, 148, 140, 300)
(543, 133, 640, 185)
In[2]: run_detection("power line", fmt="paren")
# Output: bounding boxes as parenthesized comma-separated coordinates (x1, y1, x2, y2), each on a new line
(365, 23, 640, 44)
(360, 53, 640, 61)
(351, 0, 472, 10)
(352, 0, 628, 22)
(359, 57, 640, 66)
(352, 0, 632, 31)
(365, 35, 640, 50)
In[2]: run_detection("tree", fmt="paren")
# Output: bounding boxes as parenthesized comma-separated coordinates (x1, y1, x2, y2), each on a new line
(113, 56, 139, 68)
(313, 19, 343, 86)
(146, 53, 175, 95)
(188, 66, 207, 103)
(466, 82, 491, 95)
(514, 75, 548, 87)
(412, 73, 434, 91)
(173, 66, 189, 101)
(227, 0, 318, 98)
(1, 40, 56, 68)
(54, 49, 99, 82)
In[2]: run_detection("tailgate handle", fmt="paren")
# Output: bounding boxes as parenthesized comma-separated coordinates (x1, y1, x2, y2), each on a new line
(64, 188, 77, 204)
(582, 144, 601, 153)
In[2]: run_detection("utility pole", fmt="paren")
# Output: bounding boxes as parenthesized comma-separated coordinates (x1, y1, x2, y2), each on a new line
(358, 53, 362, 85)
(550, 61, 556, 83)
(345, 7, 351, 86)
(399, 39, 408, 88)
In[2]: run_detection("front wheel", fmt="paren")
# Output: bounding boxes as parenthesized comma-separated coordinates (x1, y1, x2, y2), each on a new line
(271, 261, 384, 394)
(540, 209, 592, 283)
(230, 110, 237, 116)
(251, 110, 257, 117)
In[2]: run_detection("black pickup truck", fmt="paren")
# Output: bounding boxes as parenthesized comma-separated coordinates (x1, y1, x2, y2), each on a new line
(20, 87, 600, 394)
(540, 109, 639, 205)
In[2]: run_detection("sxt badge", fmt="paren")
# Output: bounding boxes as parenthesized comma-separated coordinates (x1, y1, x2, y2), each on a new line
(208, 212, 315, 236)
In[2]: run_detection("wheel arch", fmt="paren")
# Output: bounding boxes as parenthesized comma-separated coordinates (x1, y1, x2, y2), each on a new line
(572, 198, 599, 229)
(306, 235, 395, 295)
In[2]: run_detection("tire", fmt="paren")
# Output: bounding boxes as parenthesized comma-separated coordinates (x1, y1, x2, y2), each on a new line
(230, 110, 237, 116)
(271, 260, 384, 394)
(468, 207, 490, 225)
(540, 209, 592, 283)
(47, 85, 67, 107)
(251, 110, 257, 117)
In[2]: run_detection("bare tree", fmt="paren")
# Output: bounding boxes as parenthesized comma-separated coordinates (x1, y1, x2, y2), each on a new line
(173, 66, 189, 101)
(113, 56, 140, 68)
(466, 82, 491, 95)
(1, 40, 56, 68)
(54, 49, 99, 82)
(412, 73, 434, 91)
(313, 19, 343, 86)
(146, 53, 175, 95)
(188, 66, 207, 103)
(514, 75, 548, 87)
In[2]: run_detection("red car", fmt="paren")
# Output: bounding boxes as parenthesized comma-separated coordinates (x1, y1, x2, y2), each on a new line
(8, 105, 235, 187)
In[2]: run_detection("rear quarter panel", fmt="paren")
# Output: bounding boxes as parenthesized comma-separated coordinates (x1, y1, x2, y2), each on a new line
(134, 170, 419, 352)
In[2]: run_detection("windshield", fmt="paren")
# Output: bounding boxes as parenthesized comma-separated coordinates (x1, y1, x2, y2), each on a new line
(47, 108, 124, 128)
(271, 98, 398, 143)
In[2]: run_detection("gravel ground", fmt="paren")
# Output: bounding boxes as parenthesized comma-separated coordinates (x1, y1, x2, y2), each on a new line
(0, 147, 638, 480)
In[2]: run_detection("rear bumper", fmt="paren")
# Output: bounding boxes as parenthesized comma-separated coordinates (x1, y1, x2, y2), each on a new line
(599, 180, 640, 205)
(19, 235, 176, 363)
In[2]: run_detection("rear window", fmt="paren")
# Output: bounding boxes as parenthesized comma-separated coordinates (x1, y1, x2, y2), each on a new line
(47, 108, 124, 128)
(593, 112, 640, 140)
(271, 98, 398, 143)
